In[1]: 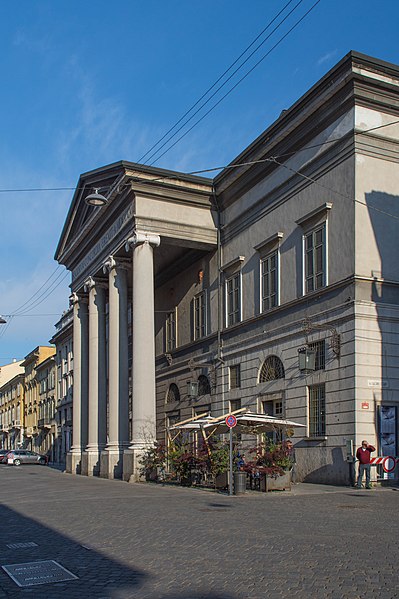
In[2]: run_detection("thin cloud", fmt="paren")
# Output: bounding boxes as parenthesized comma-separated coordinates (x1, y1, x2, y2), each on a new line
(317, 50, 338, 66)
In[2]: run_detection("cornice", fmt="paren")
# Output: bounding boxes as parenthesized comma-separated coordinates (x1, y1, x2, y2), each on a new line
(215, 52, 399, 204)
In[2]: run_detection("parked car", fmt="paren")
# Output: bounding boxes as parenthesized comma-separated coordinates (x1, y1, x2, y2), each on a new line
(5, 450, 48, 466)
(0, 448, 10, 463)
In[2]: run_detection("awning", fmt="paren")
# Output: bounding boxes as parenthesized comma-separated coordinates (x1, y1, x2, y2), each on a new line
(169, 409, 305, 435)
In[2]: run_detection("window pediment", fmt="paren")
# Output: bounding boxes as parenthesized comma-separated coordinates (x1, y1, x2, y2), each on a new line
(296, 202, 332, 231)
(254, 232, 283, 257)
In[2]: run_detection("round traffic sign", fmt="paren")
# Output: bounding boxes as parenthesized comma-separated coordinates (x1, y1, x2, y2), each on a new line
(225, 414, 237, 428)
(382, 455, 396, 473)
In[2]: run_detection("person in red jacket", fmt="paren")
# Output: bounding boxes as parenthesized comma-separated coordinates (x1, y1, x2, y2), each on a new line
(356, 440, 376, 489)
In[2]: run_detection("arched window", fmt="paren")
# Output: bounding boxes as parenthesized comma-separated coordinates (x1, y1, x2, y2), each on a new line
(166, 383, 180, 404)
(259, 356, 285, 383)
(198, 374, 211, 396)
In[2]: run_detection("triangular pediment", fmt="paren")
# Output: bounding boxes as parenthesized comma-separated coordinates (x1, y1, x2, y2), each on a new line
(55, 162, 129, 263)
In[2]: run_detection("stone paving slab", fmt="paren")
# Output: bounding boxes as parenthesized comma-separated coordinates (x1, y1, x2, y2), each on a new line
(0, 465, 398, 598)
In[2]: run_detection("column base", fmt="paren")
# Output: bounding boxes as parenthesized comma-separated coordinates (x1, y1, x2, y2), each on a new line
(123, 448, 147, 482)
(100, 448, 124, 480)
(81, 450, 100, 476)
(66, 451, 82, 475)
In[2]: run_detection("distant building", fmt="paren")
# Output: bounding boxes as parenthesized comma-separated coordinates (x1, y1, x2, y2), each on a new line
(0, 359, 23, 387)
(36, 355, 56, 461)
(0, 372, 25, 450)
(21, 346, 56, 451)
(55, 51, 399, 484)
(50, 307, 74, 465)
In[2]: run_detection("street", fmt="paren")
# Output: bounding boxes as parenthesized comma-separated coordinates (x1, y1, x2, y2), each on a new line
(0, 466, 398, 599)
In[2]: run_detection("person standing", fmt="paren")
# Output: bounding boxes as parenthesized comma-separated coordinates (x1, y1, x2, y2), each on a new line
(356, 440, 376, 489)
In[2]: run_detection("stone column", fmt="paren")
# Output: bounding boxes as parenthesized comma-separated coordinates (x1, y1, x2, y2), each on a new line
(67, 292, 88, 474)
(100, 257, 129, 479)
(81, 277, 107, 476)
(123, 231, 160, 482)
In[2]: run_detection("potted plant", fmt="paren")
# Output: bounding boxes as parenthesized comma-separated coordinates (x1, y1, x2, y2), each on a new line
(139, 442, 167, 482)
(244, 441, 292, 492)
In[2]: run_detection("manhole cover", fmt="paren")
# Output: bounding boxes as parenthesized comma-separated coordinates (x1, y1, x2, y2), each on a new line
(6, 543, 38, 549)
(2, 560, 78, 587)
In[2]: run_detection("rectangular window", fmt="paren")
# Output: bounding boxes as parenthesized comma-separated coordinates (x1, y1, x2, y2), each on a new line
(226, 273, 241, 326)
(261, 251, 278, 311)
(229, 365, 241, 389)
(230, 398, 241, 413)
(193, 292, 206, 340)
(304, 224, 326, 293)
(308, 384, 326, 437)
(165, 310, 177, 351)
(194, 404, 211, 417)
(308, 340, 326, 371)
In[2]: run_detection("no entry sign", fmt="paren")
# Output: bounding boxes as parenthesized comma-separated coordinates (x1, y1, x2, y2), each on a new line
(370, 455, 398, 473)
(382, 456, 396, 473)
(225, 414, 237, 428)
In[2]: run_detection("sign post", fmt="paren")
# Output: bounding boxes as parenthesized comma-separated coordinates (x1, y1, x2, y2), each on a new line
(225, 414, 237, 496)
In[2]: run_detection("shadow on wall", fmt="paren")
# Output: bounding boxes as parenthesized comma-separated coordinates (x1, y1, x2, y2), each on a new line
(366, 191, 399, 482)
(298, 446, 349, 485)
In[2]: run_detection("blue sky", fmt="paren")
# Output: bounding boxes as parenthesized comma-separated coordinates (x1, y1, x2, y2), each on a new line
(0, 0, 398, 362)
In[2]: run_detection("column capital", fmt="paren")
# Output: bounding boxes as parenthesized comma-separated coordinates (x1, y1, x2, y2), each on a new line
(125, 230, 160, 252)
(69, 292, 88, 305)
(83, 276, 107, 292)
(102, 255, 130, 274)
(83, 277, 95, 292)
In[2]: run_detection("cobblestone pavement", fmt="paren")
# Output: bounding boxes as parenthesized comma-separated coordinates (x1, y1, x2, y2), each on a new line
(0, 465, 398, 599)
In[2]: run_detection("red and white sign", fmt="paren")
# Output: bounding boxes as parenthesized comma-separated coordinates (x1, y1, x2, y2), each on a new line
(225, 414, 237, 428)
(361, 402, 369, 410)
(370, 456, 399, 473)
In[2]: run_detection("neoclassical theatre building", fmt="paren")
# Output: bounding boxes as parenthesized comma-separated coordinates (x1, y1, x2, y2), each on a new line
(56, 51, 399, 484)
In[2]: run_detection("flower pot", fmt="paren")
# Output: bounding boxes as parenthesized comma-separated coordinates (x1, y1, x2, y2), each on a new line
(215, 471, 229, 489)
(260, 470, 291, 492)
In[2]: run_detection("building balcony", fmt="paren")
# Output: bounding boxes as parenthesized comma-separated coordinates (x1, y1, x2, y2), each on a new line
(38, 418, 52, 429)
(12, 420, 22, 429)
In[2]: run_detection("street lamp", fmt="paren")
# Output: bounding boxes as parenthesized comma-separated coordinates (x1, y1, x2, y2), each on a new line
(298, 347, 316, 373)
(85, 188, 108, 207)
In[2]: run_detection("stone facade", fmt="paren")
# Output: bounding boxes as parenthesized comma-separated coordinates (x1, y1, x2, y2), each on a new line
(36, 355, 56, 460)
(50, 308, 74, 466)
(56, 51, 399, 484)
(21, 346, 56, 450)
(0, 372, 24, 450)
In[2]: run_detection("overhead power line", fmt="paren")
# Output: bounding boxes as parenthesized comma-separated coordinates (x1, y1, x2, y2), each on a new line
(147, 0, 322, 166)
(0, 120, 398, 196)
(0, 269, 70, 342)
(139, 0, 306, 165)
(9, 265, 64, 315)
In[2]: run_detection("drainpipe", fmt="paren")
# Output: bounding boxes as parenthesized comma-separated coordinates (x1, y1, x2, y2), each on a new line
(212, 185, 225, 415)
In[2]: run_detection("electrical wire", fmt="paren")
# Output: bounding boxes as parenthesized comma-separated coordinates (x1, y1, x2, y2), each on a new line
(141, 0, 307, 165)
(271, 156, 399, 221)
(137, 0, 298, 164)
(9, 265, 64, 315)
(13, 271, 70, 317)
(0, 271, 70, 342)
(0, 120, 397, 196)
(148, 0, 322, 166)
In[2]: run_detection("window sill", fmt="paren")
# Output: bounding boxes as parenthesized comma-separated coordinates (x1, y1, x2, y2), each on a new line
(304, 436, 327, 442)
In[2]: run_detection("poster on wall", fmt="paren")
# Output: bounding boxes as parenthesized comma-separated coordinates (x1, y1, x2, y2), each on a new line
(379, 406, 397, 479)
